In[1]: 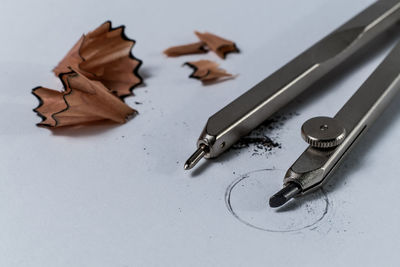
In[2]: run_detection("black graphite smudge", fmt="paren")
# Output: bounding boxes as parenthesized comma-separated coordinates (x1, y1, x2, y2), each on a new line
(134, 101, 143, 105)
(233, 136, 280, 150)
(231, 112, 298, 156)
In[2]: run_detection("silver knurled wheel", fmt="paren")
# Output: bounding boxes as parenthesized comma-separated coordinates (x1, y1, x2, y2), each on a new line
(301, 116, 346, 148)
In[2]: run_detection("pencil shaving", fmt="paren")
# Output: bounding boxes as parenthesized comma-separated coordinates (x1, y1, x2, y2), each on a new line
(194, 31, 239, 59)
(33, 69, 136, 128)
(53, 21, 142, 99)
(184, 60, 233, 82)
(164, 41, 208, 57)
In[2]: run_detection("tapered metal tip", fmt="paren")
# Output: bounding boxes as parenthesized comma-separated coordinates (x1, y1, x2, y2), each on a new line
(184, 144, 208, 170)
(269, 194, 287, 208)
(183, 162, 191, 170)
(269, 183, 301, 208)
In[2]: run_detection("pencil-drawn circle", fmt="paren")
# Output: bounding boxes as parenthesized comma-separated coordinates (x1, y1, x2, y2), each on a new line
(225, 169, 329, 233)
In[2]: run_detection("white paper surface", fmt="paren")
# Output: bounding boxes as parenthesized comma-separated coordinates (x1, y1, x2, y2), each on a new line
(1, 0, 400, 266)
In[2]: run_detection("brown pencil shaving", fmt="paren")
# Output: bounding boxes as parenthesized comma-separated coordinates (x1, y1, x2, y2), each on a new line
(32, 69, 136, 128)
(184, 60, 233, 82)
(194, 31, 239, 59)
(164, 41, 208, 57)
(53, 21, 143, 99)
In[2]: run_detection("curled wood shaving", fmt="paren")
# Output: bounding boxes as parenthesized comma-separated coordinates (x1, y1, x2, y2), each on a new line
(184, 60, 233, 83)
(194, 31, 239, 59)
(33, 69, 135, 128)
(53, 21, 142, 99)
(33, 21, 143, 128)
(164, 41, 208, 57)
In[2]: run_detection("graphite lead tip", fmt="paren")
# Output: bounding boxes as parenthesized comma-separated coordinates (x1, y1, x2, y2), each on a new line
(184, 144, 208, 170)
(269, 183, 301, 208)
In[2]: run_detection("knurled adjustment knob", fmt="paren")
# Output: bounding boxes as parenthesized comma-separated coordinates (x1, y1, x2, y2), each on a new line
(301, 116, 346, 148)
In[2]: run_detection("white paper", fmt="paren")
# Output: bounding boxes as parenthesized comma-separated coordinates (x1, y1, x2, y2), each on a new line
(0, 0, 399, 266)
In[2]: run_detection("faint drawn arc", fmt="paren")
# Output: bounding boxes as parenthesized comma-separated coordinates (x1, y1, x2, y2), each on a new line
(225, 169, 329, 233)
